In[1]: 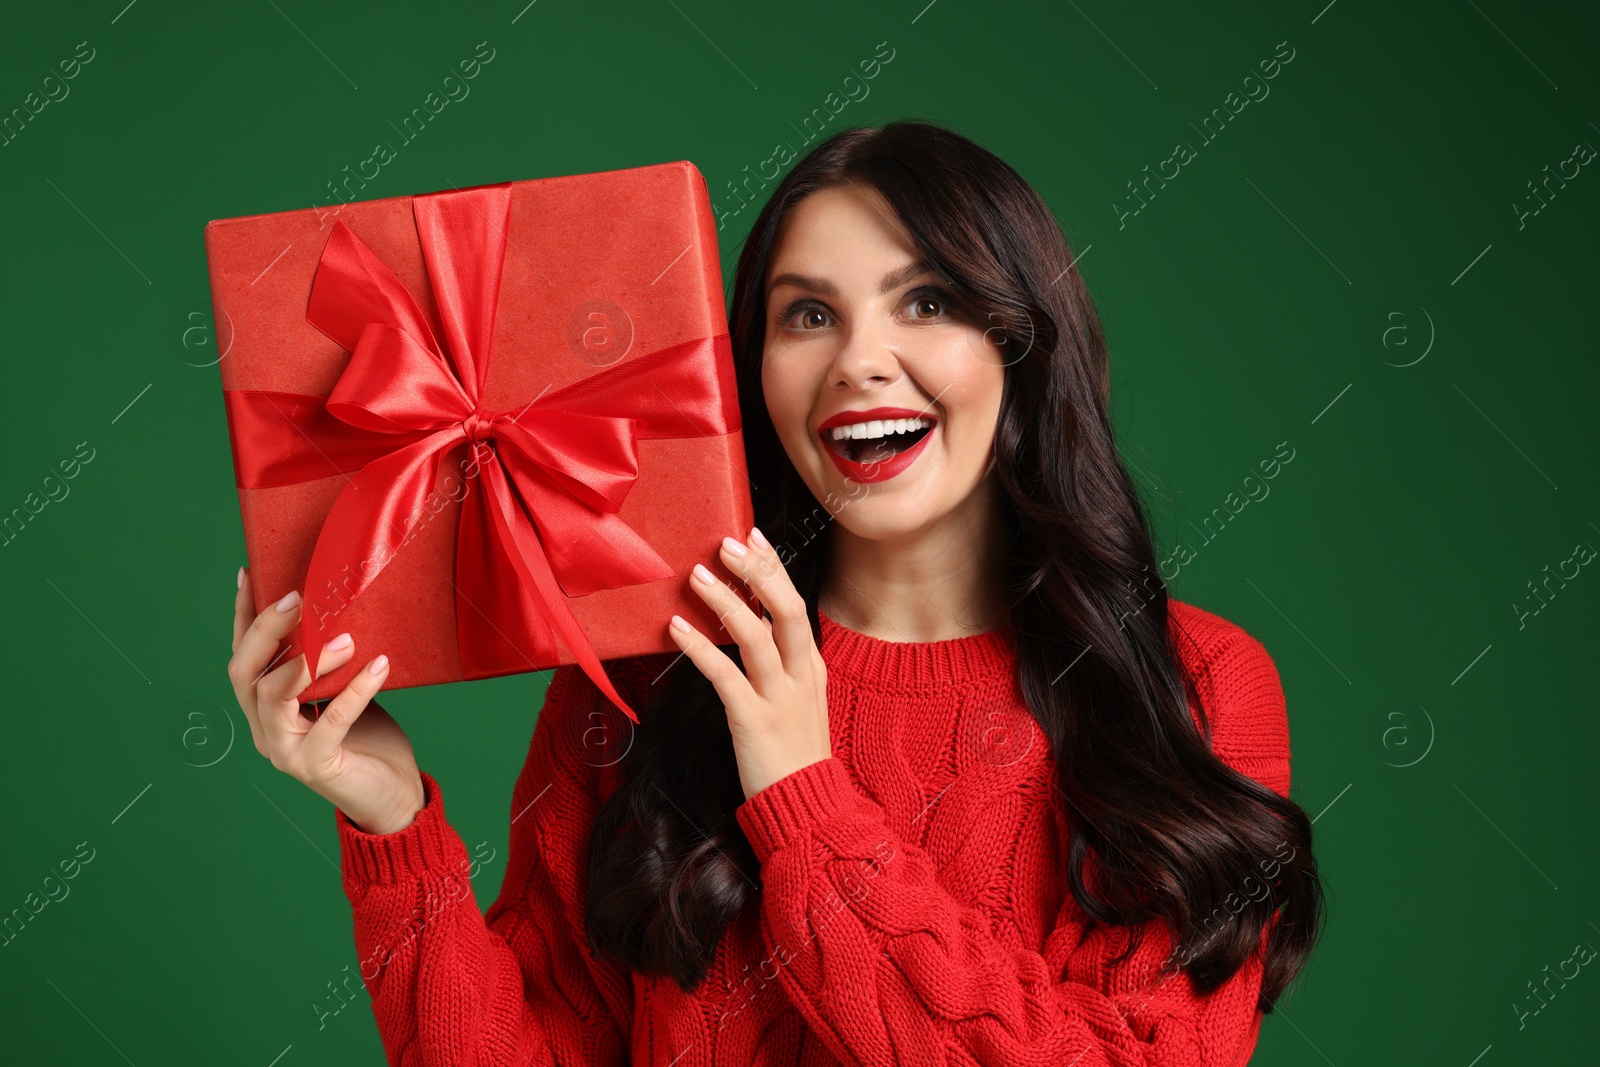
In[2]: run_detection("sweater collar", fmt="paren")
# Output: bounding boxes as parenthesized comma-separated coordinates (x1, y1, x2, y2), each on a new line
(817, 607, 1016, 688)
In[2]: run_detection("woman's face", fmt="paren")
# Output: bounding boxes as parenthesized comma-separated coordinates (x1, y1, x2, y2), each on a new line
(761, 184, 1007, 542)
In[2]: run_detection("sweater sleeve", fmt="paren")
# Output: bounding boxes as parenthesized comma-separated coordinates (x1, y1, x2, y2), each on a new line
(334, 657, 669, 1066)
(731, 633, 1292, 1067)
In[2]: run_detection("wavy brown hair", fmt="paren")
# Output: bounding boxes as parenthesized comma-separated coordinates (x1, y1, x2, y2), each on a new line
(585, 119, 1324, 1012)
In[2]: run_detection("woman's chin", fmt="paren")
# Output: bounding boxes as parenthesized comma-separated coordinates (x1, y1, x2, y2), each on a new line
(820, 478, 947, 539)
(837, 511, 928, 542)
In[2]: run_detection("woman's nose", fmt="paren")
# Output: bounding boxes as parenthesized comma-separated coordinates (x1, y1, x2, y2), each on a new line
(829, 321, 901, 389)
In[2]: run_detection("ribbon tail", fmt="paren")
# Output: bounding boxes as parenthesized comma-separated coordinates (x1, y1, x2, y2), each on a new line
(297, 432, 457, 683)
(460, 456, 641, 723)
(453, 448, 561, 675)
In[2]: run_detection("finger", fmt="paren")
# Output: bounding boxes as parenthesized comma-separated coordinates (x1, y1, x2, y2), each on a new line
(299, 650, 391, 772)
(230, 567, 261, 750)
(667, 615, 756, 711)
(230, 589, 306, 694)
(228, 587, 304, 750)
(258, 633, 355, 751)
(733, 527, 814, 672)
(693, 556, 784, 687)
(232, 566, 252, 654)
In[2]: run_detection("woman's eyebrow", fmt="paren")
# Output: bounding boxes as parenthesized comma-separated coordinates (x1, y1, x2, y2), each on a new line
(767, 261, 931, 299)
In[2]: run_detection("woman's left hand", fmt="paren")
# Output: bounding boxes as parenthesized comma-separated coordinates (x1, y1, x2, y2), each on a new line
(667, 527, 832, 802)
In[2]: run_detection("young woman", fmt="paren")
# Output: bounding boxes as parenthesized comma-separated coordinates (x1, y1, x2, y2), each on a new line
(228, 119, 1323, 1065)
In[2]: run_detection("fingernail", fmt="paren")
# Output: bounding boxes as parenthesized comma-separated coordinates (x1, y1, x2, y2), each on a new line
(326, 632, 352, 652)
(670, 614, 692, 633)
(275, 590, 301, 612)
(237, 566, 244, 590)
(692, 563, 716, 585)
(721, 535, 748, 557)
(750, 526, 771, 551)
(369, 654, 389, 675)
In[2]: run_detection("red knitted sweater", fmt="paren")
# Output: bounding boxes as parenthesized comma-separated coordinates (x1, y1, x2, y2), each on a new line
(335, 599, 1292, 1066)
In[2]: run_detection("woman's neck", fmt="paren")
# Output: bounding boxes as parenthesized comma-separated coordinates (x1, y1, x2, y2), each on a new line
(818, 472, 1009, 643)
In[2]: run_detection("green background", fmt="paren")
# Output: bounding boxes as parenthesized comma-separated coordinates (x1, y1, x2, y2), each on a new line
(2, 0, 1595, 1062)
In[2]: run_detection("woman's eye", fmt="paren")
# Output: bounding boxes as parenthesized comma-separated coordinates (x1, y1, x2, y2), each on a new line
(907, 296, 945, 320)
(779, 303, 832, 331)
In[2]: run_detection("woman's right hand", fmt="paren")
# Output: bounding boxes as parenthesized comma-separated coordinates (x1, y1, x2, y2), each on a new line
(228, 566, 426, 836)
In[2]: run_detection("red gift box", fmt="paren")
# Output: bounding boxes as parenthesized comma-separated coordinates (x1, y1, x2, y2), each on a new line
(205, 162, 754, 719)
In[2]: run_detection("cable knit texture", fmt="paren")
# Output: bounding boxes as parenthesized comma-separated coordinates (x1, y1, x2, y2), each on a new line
(335, 598, 1292, 1065)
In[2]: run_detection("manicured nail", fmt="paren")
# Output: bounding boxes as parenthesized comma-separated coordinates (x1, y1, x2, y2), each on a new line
(325, 632, 353, 652)
(670, 614, 692, 633)
(237, 566, 244, 590)
(749, 526, 771, 551)
(721, 535, 748, 558)
(692, 563, 716, 585)
(369, 654, 389, 675)
(275, 590, 301, 612)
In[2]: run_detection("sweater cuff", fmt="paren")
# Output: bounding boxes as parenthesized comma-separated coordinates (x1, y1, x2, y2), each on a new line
(735, 757, 866, 863)
(336, 770, 468, 887)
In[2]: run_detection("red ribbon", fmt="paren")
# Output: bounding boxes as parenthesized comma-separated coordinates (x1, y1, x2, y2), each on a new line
(223, 183, 739, 722)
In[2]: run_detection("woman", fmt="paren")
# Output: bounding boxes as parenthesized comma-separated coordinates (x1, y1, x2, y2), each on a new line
(228, 119, 1324, 1065)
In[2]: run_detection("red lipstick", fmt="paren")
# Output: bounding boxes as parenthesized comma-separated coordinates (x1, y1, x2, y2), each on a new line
(816, 406, 938, 485)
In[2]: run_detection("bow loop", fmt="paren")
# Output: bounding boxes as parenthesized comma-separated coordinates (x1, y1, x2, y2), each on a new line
(326, 322, 474, 434)
(307, 220, 441, 357)
(497, 411, 640, 514)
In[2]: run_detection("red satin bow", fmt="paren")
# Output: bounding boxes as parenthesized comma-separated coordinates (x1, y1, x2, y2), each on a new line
(222, 183, 739, 721)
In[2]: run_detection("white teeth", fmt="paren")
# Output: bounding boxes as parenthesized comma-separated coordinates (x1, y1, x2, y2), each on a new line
(826, 416, 933, 442)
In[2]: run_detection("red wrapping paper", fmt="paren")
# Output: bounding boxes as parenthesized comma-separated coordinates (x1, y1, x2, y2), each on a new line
(205, 162, 754, 718)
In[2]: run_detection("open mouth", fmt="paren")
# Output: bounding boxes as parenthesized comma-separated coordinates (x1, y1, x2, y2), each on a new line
(824, 421, 934, 464)
(816, 410, 939, 484)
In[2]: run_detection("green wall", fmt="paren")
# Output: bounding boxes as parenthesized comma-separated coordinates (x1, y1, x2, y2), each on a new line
(1, 0, 1595, 1063)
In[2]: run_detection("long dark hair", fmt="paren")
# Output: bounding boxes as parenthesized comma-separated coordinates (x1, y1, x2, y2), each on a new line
(585, 119, 1323, 1012)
